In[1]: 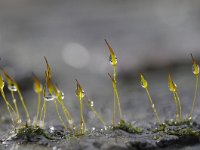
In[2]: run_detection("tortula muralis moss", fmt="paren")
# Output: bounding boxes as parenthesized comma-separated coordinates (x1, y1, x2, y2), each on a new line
(0, 41, 199, 137)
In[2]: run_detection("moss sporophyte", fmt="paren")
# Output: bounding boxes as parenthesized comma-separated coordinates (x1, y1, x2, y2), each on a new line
(105, 39, 124, 126)
(140, 73, 161, 124)
(0, 41, 199, 142)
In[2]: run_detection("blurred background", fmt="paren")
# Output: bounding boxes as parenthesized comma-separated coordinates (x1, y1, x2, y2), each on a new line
(0, 0, 200, 128)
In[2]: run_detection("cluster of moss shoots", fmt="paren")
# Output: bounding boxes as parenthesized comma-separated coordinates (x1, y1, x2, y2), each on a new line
(0, 40, 199, 141)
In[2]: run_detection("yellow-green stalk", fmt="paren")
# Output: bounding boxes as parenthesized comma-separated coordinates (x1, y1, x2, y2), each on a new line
(54, 99, 68, 130)
(173, 92, 179, 121)
(3, 70, 30, 123)
(75, 79, 86, 134)
(40, 84, 48, 127)
(32, 73, 43, 125)
(40, 57, 53, 127)
(108, 73, 124, 124)
(0, 74, 16, 124)
(77, 82, 106, 127)
(48, 78, 75, 130)
(10, 91, 20, 124)
(85, 97, 106, 127)
(55, 85, 75, 130)
(140, 73, 161, 124)
(105, 39, 124, 125)
(189, 54, 199, 118)
(168, 73, 182, 122)
(44, 57, 75, 130)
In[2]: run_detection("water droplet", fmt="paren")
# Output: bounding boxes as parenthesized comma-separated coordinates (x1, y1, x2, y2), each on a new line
(79, 90, 85, 99)
(76, 88, 85, 99)
(168, 74, 177, 92)
(49, 126, 55, 133)
(57, 91, 64, 100)
(92, 127, 95, 131)
(2, 141, 7, 145)
(44, 93, 55, 101)
(168, 82, 177, 92)
(90, 100, 94, 107)
(104, 126, 107, 130)
(8, 83, 17, 92)
(192, 64, 199, 75)
(187, 116, 192, 121)
(109, 55, 117, 65)
(152, 104, 155, 109)
(140, 74, 148, 88)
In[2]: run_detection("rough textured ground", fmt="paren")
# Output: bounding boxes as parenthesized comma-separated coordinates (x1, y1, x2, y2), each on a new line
(1, 119, 200, 150)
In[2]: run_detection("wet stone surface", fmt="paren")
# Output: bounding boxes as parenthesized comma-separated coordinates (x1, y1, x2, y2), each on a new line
(0, 120, 200, 150)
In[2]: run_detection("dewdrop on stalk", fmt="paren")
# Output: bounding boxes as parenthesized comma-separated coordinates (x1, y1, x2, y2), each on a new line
(75, 79, 85, 99)
(0, 73, 16, 124)
(140, 73, 160, 124)
(109, 55, 117, 66)
(55, 84, 75, 130)
(8, 83, 17, 92)
(190, 54, 199, 118)
(40, 57, 54, 127)
(89, 100, 94, 107)
(41, 58, 70, 130)
(44, 93, 55, 101)
(191, 54, 199, 75)
(105, 39, 117, 67)
(3, 69, 30, 124)
(168, 73, 179, 121)
(105, 39, 124, 125)
(140, 74, 148, 89)
(76, 80, 106, 128)
(55, 84, 65, 100)
(75, 79, 86, 134)
(168, 73, 182, 122)
(168, 73, 177, 93)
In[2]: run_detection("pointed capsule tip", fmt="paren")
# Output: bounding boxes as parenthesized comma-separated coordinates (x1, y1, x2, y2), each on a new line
(44, 56, 47, 62)
(191, 53, 195, 63)
(168, 73, 172, 78)
(75, 79, 82, 88)
(32, 72, 38, 80)
(105, 39, 115, 53)
(140, 73, 148, 88)
(140, 73, 145, 80)
(104, 39, 108, 45)
(75, 79, 79, 84)
(168, 73, 172, 82)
